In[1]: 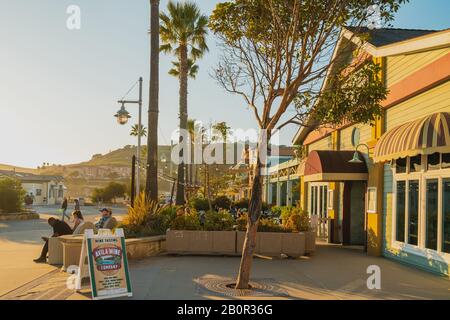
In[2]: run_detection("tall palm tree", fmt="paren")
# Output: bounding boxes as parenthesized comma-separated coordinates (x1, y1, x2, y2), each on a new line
(212, 121, 231, 165)
(160, 1, 209, 205)
(146, 0, 160, 202)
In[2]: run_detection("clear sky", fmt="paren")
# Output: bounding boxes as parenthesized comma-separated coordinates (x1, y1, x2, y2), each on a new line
(1, 0, 449, 168)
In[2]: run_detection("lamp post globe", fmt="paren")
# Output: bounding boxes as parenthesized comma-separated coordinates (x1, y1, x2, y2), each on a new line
(115, 104, 131, 125)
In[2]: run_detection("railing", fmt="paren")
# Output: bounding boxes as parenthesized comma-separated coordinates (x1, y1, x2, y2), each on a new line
(310, 215, 331, 239)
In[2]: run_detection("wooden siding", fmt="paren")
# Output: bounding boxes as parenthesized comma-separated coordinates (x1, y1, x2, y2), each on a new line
(386, 80, 450, 131)
(308, 135, 332, 152)
(339, 124, 372, 151)
(386, 47, 450, 87)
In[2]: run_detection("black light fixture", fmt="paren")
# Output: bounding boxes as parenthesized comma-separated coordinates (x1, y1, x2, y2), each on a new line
(114, 103, 131, 125)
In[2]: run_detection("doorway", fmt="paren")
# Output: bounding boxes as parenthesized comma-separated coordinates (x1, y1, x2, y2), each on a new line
(343, 181, 366, 246)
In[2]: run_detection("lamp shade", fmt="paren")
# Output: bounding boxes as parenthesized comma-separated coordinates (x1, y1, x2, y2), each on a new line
(114, 105, 131, 125)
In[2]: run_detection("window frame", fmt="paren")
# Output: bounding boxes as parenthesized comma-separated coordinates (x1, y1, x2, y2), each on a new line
(391, 154, 450, 263)
(367, 187, 377, 214)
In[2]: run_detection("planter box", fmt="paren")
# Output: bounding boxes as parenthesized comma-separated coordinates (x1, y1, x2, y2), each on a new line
(58, 234, 166, 270)
(191, 231, 306, 258)
(166, 230, 236, 255)
(304, 231, 316, 255)
(0, 212, 39, 221)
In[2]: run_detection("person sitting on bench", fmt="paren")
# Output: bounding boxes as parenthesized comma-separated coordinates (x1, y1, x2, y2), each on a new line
(34, 217, 73, 263)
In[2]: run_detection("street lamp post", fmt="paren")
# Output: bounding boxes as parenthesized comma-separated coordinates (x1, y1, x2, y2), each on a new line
(115, 77, 143, 198)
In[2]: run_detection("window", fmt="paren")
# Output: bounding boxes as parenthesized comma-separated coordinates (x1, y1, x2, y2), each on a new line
(396, 181, 406, 242)
(327, 190, 334, 210)
(443, 179, 450, 254)
(425, 179, 438, 250)
(393, 153, 450, 256)
(427, 153, 440, 171)
(409, 155, 421, 173)
(367, 187, 377, 213)
(442, 153, 450, 169)
(396, 158, 407, 174)
(408, 181, 419, 246)
(36, 189, 42, 196)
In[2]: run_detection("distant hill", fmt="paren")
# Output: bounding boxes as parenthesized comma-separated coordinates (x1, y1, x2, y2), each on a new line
(0, 164, 37, 174)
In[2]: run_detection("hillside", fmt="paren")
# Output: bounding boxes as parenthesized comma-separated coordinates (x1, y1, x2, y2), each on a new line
(0, 164, 37, 174)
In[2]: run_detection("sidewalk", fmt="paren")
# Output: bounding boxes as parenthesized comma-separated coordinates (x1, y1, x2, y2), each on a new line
(2, 243, 449, 300)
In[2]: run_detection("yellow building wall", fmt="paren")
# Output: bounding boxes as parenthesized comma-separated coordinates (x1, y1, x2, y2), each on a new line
(386, 47, 450, 87)
(339, 124, 372, 151)
(386, 80, 450, 130)
(308, 135, 332, 152)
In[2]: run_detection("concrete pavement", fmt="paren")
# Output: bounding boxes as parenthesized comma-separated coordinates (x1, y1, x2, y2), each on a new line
(2, 243, 449, 300)
(0, 206, 127, 296)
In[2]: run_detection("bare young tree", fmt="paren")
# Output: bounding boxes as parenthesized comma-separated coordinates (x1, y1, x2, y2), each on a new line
(209, 0, 407, 289)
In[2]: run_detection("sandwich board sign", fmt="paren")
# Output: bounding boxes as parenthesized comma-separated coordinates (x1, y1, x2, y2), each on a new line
(76, 228, 132, 300)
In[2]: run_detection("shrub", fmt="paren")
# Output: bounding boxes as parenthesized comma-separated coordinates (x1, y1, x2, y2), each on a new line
(270, 206, 283, 217)
(121, 192, 173, 238)
(204, 210, 234, 231)
(284, 207, 310, 232)
(213, 196, 231, 210)
(236, 214, 291, 233)
(189, 197, 210, 211)
(280, 206, 295, 224)
(91, 182, 127, 203)
(233, 198, 249, 209)
(258, 218, 292, 233)
(171, 212, 201, 231)
(0, 177, 25, 213)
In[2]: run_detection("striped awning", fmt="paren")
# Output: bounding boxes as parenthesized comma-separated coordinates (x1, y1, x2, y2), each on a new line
(374, 112, 450, 163)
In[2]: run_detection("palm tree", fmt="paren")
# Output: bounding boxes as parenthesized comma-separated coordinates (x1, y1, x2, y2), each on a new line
(146, 0, 160, 202)
(130, 124, 147, 137)
(212, 121, 231, 165)
(160, 1, 209, 206)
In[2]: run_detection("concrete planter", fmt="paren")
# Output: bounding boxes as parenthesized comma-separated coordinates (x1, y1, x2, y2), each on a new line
(166, 230, 236, 255)
(58, 235, 166, 270)
(170, 230, 306, 258)
(0, 211, 39, 221)
(304, 231, 316, 255)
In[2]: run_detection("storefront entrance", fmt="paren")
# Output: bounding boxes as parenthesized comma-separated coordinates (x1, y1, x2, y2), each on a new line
(343, 181, 366, 246)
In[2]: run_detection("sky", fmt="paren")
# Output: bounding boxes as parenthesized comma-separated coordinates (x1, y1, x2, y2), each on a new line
(0, 0, 449, 168)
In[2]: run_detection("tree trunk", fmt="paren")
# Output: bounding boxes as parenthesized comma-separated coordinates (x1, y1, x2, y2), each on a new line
(235, 136, 266, 289)
(146, 0, 160, 202)
(175, 45, 188, 206)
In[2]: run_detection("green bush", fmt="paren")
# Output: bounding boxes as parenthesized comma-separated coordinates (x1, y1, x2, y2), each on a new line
(213, 196, 231, 210)
(282, 206, 310, 232)
(0, 177, 25, 213)
(171, 212, 201, 231)
(120, 193, 177, 238)
(258, 218, 292, 233)
(91, 182, 127, 203)
(280, 206, 295, 224)
(233, 198, 249, 209)
(204, 210, 234, 231)
(189, 197, 210, 211)
(270, 206, 283, 217)
(236, 214, 291, 233)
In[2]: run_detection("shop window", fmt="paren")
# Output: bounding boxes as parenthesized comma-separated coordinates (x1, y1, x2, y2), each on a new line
(443, 179, 450, 254)
(427, 153, 440, 171)
(425, 179, 438, 250)
(409, 155, 421, 173)
(396, 158, 407, 174)
(408, 181, 419, 246)
(442, 153, 450, 169)
(396, 181, 406, 242)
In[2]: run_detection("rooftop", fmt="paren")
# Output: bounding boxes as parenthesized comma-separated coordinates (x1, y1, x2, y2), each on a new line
(345, 26, 441, 47)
